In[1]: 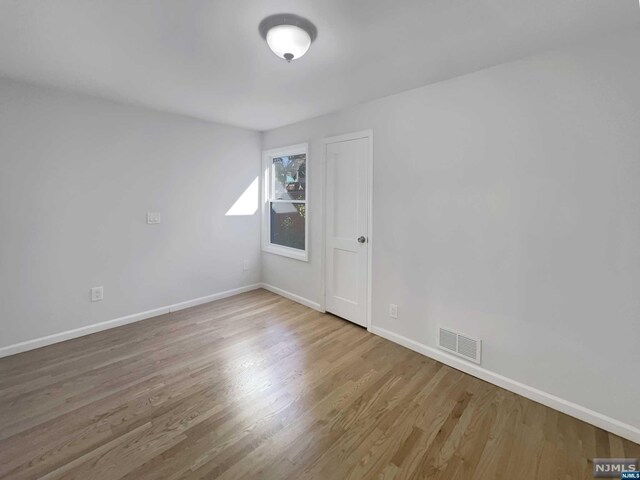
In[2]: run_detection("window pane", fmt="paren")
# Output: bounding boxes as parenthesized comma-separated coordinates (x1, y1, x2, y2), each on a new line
(272, 154, 306, 201)
(270, 202, 306, 250)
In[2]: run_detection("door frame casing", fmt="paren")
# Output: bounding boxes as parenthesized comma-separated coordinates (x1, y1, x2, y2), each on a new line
(322, 130, 373, 331)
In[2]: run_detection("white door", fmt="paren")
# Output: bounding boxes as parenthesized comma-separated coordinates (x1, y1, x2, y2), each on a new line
(325, 134, 370, 327)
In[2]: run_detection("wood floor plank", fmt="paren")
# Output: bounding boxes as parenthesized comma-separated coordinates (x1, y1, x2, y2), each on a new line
(0, 289, 637, 479)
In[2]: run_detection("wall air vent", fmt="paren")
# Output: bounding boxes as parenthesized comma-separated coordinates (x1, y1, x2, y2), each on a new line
(437, 327, 481, 364)
(438, 328, 457, 353)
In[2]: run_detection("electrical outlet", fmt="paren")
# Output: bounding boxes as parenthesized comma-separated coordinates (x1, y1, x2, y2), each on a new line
(146, 212, 161, 224)
(389, 303, 398, 318)
(91, 286, 104, 302)
(243, 260, 250, 271)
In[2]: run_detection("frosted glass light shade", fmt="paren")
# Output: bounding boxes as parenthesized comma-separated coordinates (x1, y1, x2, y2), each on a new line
(266, 24, 311, 62)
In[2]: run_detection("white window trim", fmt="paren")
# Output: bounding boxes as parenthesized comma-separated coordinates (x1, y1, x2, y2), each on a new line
(262, 143, 309, 261)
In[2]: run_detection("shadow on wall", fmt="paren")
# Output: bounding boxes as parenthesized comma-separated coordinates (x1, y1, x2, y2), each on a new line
(226, 177, 259, 216)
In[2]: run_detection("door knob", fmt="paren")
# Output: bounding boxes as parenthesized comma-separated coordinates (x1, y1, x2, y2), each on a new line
(357, 236, 367, 243)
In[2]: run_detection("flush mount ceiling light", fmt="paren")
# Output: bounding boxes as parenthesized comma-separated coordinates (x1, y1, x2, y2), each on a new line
(259, 14, 317, 63)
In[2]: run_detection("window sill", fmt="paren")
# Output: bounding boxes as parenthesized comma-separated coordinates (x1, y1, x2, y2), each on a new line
(262, 243, 308, 262)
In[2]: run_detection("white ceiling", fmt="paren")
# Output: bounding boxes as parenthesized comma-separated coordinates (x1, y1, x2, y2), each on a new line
(0, 0, 638, 131)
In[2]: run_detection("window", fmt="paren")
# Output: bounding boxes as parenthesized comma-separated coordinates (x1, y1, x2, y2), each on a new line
(262, 143, 308, 261)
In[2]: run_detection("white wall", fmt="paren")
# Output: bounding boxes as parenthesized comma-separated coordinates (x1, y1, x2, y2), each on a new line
(262, 30, 640, 432)
(0, 78, 262, 350)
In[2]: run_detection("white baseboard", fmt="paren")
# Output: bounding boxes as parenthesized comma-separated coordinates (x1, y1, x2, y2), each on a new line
(261, 283, 323, 312)
(370, 326, 640, 444)
(168, 284, 261, 312)
(0, 283, 262, 359)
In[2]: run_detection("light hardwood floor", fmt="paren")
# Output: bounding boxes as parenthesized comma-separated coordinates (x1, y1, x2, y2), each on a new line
(0, 289, 637, 479)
